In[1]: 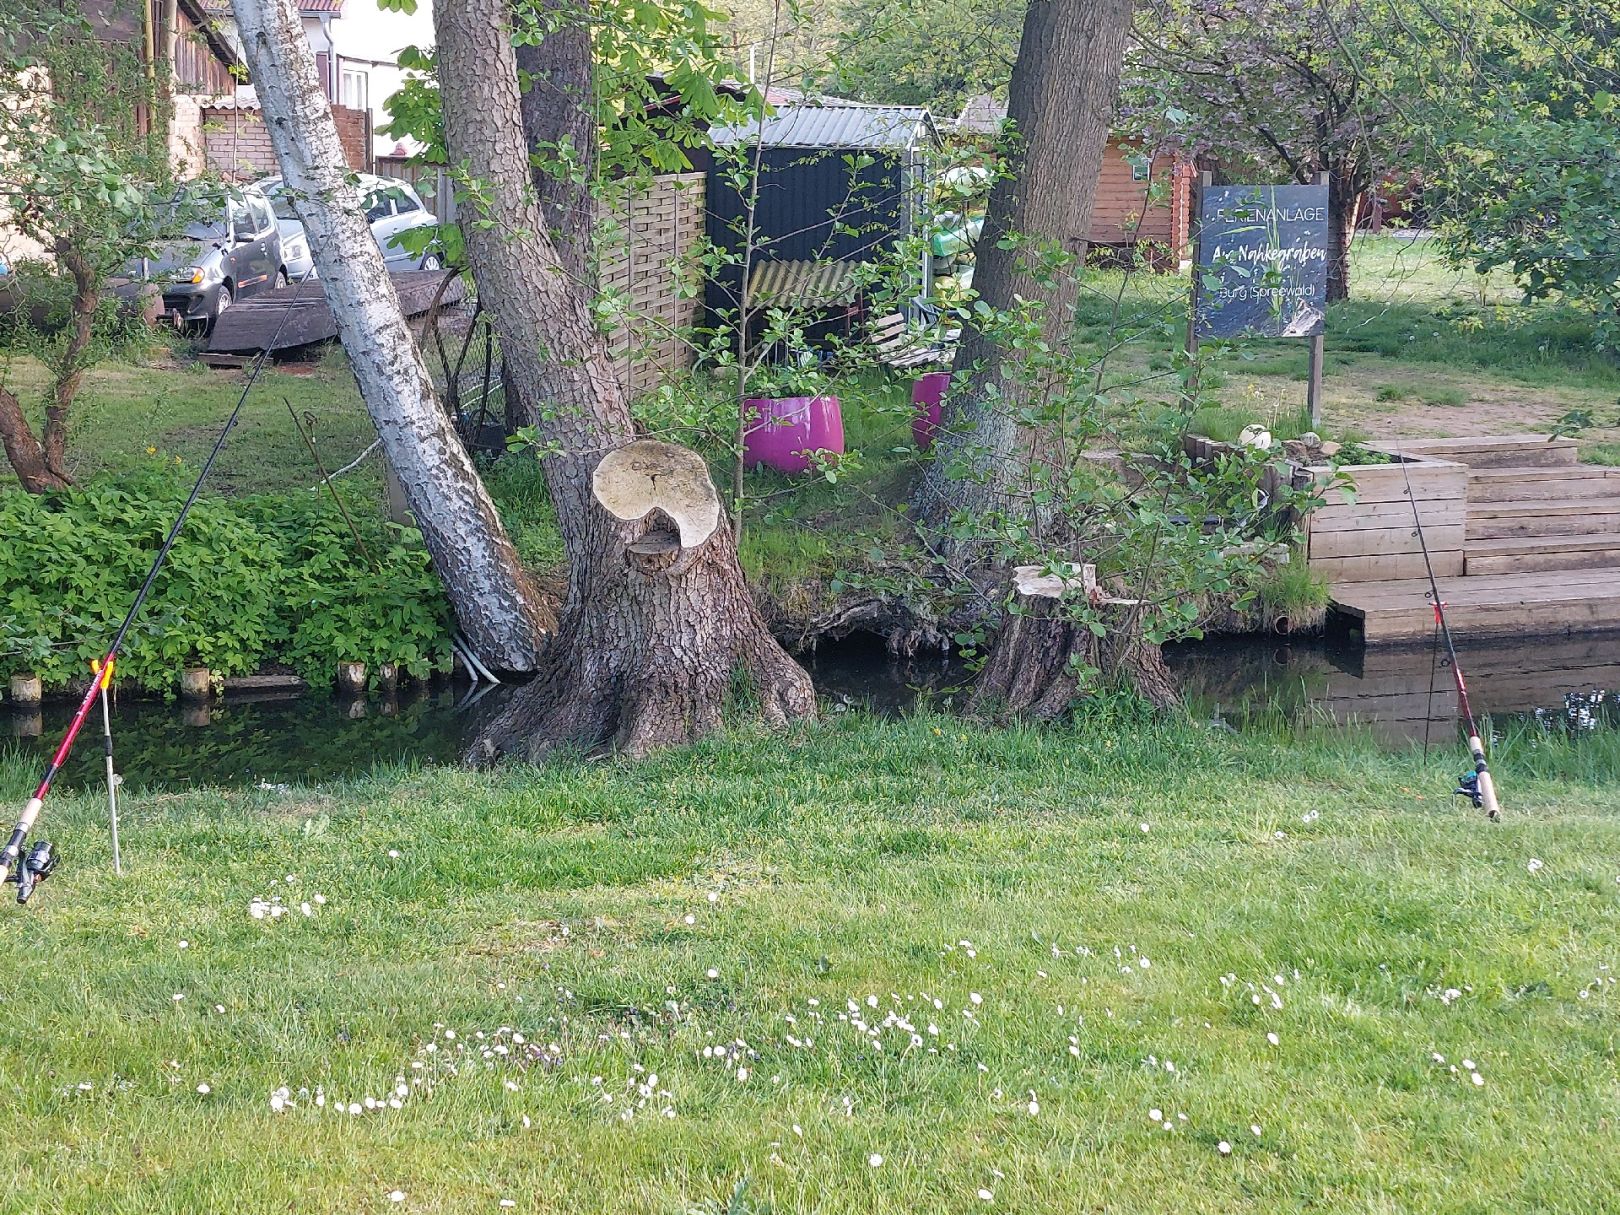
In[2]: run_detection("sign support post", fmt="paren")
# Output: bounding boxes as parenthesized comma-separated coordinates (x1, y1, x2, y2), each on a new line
(1305, 171, 1329, 430)
(1185, 171, 1211, 395)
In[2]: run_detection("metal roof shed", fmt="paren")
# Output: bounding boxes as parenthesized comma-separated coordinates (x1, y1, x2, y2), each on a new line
(704, 103, 942, 331)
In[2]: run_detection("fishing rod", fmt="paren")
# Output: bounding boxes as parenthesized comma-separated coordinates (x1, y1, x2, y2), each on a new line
(1395, 439, 1502, 822)
(2, 270, 315, 903)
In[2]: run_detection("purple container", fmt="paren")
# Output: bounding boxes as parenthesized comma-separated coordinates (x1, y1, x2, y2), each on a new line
(743, 395, 844, 474)
(911, 371, 951, 450)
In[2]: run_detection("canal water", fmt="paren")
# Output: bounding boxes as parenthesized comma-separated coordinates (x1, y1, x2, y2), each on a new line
(2, 632, 1615, 790)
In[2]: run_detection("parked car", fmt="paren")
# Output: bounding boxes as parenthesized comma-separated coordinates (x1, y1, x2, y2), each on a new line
(254, 174, 443, 275)
(117, 184, 285, 331)
(261, 184, 314, 284)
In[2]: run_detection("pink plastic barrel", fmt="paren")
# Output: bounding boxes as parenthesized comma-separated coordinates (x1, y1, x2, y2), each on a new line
(911, 371, 950, 450)
(743, 395, 844, 474)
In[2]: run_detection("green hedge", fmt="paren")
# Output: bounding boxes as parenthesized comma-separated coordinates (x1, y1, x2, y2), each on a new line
(0, 471, 453, 692)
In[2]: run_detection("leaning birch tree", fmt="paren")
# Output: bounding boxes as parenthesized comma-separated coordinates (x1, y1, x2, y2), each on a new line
(433, 0, 817, 760)
(228, 0, 551, 672)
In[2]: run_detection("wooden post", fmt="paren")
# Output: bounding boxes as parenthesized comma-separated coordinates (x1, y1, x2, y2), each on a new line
(1306, 170, 1329, 430)
(1185, 171, 1211, 393)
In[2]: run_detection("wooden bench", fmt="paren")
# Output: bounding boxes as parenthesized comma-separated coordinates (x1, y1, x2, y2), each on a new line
(867, 308, 959, 370)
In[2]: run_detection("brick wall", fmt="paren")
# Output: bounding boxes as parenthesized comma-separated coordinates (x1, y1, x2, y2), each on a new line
(599, 172, 705, 395)
(202, 104, 371, 182)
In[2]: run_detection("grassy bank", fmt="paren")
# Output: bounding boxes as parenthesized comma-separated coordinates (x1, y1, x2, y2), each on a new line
(1, 709, 1616, 1212)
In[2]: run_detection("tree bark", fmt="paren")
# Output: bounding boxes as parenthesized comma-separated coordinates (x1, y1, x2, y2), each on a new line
(914, 0, 1135, 535)
(1324, 163, 1360, 303)
(436, 0, 815, 761)
(967, 564, 1178, 723)
(44, 241, 98, 482)
(228, 0, 552, 672)
(515, 0, 596, 293)
(0, 383, 69, 493)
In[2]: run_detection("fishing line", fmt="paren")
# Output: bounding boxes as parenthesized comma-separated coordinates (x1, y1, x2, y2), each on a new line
(1393, 435, 1502, 821)
(1, 265, 318, 901)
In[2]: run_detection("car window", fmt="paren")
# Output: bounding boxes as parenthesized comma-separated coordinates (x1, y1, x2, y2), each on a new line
(266, 185, 299, 222)
(386, 186, 420, 215)
(363, 191, 393, 223)
(229, 202, 256, 243)
(249, 196, 274, 236)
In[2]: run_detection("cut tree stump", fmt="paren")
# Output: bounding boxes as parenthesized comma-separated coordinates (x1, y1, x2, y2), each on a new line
(967, 562, 1178, 723)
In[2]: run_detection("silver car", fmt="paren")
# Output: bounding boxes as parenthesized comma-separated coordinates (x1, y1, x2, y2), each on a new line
(117, 184, 285, 330)
(256, 174, 442, 276)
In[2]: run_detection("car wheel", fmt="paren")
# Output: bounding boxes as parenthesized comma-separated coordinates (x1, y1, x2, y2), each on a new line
(421, 254, 443, 272)
(209, 282, 234, 331)
(274, 269, 288, 290)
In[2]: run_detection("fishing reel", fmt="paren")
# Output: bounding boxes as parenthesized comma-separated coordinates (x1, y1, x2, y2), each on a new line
(5, 841, 58, 904)
(1453, 771, 1484, 810)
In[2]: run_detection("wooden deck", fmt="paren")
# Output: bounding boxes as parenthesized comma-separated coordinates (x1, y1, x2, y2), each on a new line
(1329, 571, 1620, 644)
(1321, 436, 1620, 644)
(205, 270, 463, 356)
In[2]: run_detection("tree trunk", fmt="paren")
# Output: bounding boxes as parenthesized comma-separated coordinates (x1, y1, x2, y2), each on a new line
(0, 384, 69, 493)
(1325, 167, 1358, 303)
(44, 242, 98, 482)
(914, 0, 1135, 535)
(515, 0, 596, 293)
(967, 564, 1178, 723)
(228, 0, 552, 672)
(435, 0, 815, 762)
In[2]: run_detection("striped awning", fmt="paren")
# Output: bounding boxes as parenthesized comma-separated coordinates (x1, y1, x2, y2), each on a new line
(747, 259, 862, 307)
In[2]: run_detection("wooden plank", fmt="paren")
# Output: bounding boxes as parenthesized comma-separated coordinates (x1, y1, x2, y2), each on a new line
(1316, 467, 1467, 507)
(1466, 549, 1620, 576)
(1467, 505, 1620, 541)
(1310, 523, 1464, 560)
(1338, 585, 1620, 643)
(1311, 499, 1465, 530)
(1367, 435, 1579, 468)
(1312, 550, 1464, 583)
(1467, 532, 1620, 555)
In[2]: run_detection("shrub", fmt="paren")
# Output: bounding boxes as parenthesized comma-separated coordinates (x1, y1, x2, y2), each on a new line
(0, 470, 453, 692)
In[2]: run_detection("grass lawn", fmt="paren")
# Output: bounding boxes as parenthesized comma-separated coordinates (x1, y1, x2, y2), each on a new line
(2, 709, 1617, 1212)
(0, 344, 384, 500)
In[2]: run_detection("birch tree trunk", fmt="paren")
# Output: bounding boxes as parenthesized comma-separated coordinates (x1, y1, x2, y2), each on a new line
(913, 0, 1135, 538)
(228, 0, 551, 671)
(435, 0, 815, 761)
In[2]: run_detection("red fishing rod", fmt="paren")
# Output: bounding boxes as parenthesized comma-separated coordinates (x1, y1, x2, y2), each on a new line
(3, 269, 313, 902)
(1396, 441, 1502, 821)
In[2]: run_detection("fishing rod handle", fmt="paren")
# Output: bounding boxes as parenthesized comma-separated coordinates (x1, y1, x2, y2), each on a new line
(1474, 766, 1502, 821)
(0, 803, 41, 883)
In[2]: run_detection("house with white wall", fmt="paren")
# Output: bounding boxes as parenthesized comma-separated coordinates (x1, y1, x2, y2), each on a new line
(207, 0, 433, 158)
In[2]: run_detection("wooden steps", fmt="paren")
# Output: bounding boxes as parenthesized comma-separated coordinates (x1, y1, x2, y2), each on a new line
(1369, 434, 1579, 468)
(1329, 571, 1620, 643)
(1466, 465, 1620, 502)
(1467, 498, 1620, 540)
(1466, 533, 1620, 575)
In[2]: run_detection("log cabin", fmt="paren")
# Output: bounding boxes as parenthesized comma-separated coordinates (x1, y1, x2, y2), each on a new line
(955, 95, 1195, 267)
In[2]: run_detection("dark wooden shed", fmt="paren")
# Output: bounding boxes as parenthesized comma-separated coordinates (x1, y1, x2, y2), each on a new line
(704, 102, 941, 334)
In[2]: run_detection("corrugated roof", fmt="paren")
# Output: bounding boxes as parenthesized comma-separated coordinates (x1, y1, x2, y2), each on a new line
(747, 259, 862, 307)
(712, 103, 937, 151)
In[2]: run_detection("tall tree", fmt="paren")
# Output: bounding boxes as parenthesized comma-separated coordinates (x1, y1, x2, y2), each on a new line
(827, 0, 1023, 110)
(913, 0, 1136, 534)
(228, 0, 552, 672)
(1129, 0, 1429, 302)
(0, 3, 173, 492)
(1430, 3, 1620, 315)
(433, 0, 816, 760)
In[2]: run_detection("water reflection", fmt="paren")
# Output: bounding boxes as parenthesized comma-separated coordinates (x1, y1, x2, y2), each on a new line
(1168, 632, 1620, 745)
(3, 631, 1613, 789)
